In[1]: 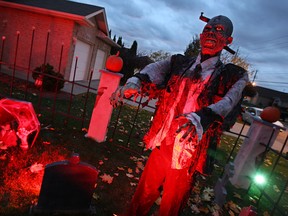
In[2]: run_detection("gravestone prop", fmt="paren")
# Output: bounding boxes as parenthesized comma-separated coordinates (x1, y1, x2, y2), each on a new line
(0, 98, 40, 150)
(30, 153, 98, 215)
(230, 117, 285, 189)
(214, 162, 234, 207)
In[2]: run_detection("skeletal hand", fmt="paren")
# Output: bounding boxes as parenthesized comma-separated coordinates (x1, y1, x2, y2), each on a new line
(175, 114, 196, 142)
(110, 82, 140, 108)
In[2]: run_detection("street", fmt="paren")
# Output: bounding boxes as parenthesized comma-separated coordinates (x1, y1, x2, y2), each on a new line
(226, 122, 288, 153)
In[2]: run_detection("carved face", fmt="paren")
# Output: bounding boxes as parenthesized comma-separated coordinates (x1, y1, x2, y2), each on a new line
(200, 15, 233, 56)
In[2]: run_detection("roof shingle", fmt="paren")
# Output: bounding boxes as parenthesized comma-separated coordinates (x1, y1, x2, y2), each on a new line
(3, 0, 104, 16)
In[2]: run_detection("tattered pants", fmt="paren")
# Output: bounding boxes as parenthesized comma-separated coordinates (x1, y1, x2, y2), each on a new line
(128, 145, 192, 216)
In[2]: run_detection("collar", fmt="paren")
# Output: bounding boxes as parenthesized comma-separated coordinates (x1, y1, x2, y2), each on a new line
(194, 54, 220, 71)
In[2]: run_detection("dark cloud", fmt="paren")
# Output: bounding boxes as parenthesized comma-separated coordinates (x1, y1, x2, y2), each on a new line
(76, 0, 288, 92)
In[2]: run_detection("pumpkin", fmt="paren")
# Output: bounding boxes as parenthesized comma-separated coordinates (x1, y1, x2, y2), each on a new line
(105, 51, 123, 72)
(260, 106, 281, 123)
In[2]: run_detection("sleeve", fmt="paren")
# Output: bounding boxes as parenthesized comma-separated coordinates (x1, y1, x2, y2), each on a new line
(208, 72, 249, 117)
(126, 56, 172, 86)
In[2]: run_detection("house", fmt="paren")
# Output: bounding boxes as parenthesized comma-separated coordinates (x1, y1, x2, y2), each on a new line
(0, 0, 119, 81)
(248, 86, 288, 121)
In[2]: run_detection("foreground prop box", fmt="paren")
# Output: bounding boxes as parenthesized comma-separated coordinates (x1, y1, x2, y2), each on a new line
(30, 154, 99, 215)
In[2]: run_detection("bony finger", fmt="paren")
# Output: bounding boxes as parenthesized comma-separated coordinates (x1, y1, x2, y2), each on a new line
(180, 132, 189, 142)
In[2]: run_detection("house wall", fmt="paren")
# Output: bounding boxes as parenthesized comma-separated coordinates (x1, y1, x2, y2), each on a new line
(0, 5, 122, 82)
(67, 22, 110, 80)
(0, 6, 74, 75)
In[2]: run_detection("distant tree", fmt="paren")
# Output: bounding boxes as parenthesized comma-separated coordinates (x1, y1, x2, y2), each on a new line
(117, 37, 124, 47)
(221, 49, 249, 71)
(130, 41, 137, 56)
(148, 50, 171, 62)
(184, 35, 200, 57)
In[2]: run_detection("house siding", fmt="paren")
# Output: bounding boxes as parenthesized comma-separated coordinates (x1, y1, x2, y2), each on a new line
(0, 6, 74, 75)
(0, 5, 112, 81)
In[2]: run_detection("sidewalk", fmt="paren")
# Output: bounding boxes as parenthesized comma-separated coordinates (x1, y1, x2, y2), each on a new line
(225, 122, 288, 153)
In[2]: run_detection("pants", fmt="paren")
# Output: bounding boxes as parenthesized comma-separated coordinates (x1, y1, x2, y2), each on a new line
(128, 146, 192, 216)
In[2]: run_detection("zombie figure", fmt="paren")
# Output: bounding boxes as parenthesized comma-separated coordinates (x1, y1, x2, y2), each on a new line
(111, 15, 249, 216)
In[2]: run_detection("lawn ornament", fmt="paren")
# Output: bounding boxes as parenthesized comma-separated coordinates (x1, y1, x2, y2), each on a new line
(230, 118, 282, 189)
(239, 205, 257, 216)
(87, 69, 123, 142)
(214, 162, 234, 207)
(34, 75, 43, 88)
(260, 106, 281, 123)
(105, 51, 123, 72)
(0, 98, 40, 150)
(30, 153, 98, 215)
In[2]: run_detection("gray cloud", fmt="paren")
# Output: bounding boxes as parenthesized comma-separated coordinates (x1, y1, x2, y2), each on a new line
(76, 0, 288, 92)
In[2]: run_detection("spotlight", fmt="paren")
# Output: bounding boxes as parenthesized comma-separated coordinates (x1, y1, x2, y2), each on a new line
(253, 173, 266, 185)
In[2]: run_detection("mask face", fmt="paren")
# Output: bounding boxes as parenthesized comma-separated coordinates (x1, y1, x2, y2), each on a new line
(200, 15, 233, 56)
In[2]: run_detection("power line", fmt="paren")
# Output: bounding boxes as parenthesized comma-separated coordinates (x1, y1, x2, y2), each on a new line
(255, 80, 288, 84)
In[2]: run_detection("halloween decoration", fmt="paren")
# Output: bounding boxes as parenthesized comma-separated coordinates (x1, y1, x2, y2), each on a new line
(87, 69, 123, 142)
(260, 106, 281, 123)
(110, 13, 249, 215)
(0, 98, 40, 150)
(34, 75, 44, 88)
(105, 51, 123, 72)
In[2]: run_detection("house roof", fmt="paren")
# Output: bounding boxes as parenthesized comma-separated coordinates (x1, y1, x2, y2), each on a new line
(1, 0, 120, 47)
(2, 0, 104, 17)
(255, 86, 288, 103)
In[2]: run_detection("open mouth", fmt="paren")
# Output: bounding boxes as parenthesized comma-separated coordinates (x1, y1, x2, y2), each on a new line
(204, 39, 216, 48)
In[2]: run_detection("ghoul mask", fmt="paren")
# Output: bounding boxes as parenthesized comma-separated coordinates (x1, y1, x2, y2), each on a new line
(200, 15, 233, 56)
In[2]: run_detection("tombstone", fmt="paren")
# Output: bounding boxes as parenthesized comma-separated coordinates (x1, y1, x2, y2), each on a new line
(214, 162, 235, 207)
(230, 117, 285, 189)
(30, 153, 98, 215)
(0, 98, 40, 150)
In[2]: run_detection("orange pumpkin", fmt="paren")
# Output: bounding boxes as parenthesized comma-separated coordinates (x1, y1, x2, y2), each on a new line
(105, 51, 123, 72)
(260, 106, 281, 123)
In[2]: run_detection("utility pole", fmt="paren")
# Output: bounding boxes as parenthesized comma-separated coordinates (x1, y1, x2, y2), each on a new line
(252, 70, 258, 83)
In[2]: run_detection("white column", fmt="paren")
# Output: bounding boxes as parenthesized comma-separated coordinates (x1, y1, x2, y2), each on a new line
(230, 118, 283, 189)
(87, 69, 123, 142)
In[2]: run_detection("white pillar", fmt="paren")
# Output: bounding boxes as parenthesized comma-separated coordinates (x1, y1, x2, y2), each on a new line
(230, 118, 283, 189)
(87, 69, 123, 142)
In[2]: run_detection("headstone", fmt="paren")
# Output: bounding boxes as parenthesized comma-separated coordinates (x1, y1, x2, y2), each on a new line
(0, 98, 40, 150)
(214, 162, 234, 207)
(30, 154, 98, 215)
(230, 118, 285, 189)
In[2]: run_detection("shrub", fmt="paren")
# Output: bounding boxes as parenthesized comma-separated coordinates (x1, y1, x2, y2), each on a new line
(32, 63, 65, 91)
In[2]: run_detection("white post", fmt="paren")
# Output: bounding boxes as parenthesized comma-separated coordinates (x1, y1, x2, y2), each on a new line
(230, 118, 284, 189)
(87, 69, 123, 142)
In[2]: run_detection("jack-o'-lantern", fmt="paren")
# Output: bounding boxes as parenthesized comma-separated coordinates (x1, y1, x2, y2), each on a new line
(105, 51, 123, 72)
(260, 106, 281, 123)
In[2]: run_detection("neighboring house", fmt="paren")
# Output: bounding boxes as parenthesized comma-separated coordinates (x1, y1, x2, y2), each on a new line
(248, 86, 288, 121)
(0, 0, 119, 81)
(251, 86, 288, 107)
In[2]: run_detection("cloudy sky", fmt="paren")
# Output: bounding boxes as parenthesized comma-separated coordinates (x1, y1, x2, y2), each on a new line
(76, 0, 288, 93)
